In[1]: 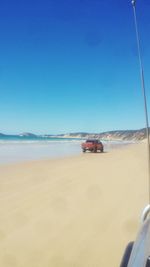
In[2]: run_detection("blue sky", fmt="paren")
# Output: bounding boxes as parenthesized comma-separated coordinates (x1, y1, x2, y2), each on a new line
(0, 0, 150, 134)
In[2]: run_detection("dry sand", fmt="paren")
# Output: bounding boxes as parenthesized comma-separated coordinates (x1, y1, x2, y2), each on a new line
(0, 143, 148, 267)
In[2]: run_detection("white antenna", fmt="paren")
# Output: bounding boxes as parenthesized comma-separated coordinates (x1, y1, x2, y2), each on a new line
(131, 0, 150, 203)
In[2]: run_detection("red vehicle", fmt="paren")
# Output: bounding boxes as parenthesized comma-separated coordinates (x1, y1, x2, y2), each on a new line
(81, 139, 104, 153)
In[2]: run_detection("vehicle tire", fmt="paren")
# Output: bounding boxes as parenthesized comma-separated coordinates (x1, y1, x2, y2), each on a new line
(100, 148, 104, 153)
(82, 149, 86, 153)
(94, 148, 97, 153)
(120, 242, 134, 267)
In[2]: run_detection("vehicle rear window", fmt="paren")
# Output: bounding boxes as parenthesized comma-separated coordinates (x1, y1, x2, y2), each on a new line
(86, 140, 98, 143)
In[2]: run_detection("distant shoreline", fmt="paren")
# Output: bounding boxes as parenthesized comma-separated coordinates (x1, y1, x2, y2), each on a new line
(0, 127, 149, 141)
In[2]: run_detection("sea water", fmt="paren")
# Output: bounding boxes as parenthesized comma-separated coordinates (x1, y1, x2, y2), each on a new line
(0, 135, 134, 164)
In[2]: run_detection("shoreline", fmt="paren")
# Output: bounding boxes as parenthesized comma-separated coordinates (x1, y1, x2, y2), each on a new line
(0, 142, 148, 267)
(0, 140, 136, 165)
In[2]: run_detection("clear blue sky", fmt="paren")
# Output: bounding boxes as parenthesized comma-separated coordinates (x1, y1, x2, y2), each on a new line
(0, 0, 150, 134)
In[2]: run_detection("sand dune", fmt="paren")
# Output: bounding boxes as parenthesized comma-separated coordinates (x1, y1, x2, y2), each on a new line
(0, 143, 148, 267)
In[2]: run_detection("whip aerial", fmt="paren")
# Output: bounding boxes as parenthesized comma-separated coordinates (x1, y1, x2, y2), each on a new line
(131, 0, 150, 204)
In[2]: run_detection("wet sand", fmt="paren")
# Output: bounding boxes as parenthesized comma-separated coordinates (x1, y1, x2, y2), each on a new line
(0, 143, 148, 267)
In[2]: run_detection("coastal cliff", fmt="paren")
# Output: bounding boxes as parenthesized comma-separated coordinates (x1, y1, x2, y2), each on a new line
(58, 128, 150, 141)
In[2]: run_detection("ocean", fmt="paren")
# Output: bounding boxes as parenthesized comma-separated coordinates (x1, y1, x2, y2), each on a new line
(0, 135, 134, 164)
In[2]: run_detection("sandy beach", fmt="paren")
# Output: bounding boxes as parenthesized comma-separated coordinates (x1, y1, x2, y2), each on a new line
(0, 142, 148, 267)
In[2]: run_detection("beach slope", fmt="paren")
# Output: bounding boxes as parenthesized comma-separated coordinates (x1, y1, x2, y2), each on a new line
(0, 143, 148, 267)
